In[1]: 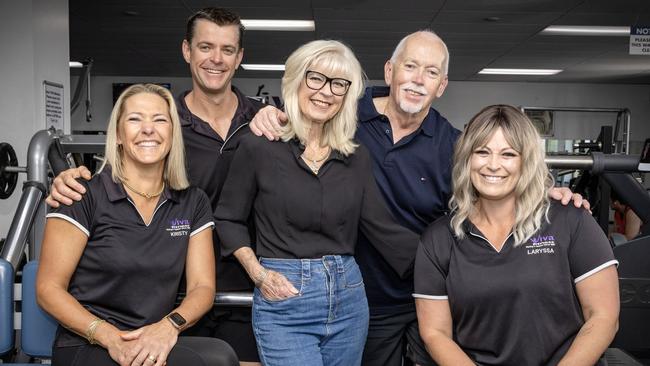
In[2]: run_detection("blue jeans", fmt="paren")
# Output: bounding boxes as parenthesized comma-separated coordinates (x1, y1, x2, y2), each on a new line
(253, 255, 369, 366)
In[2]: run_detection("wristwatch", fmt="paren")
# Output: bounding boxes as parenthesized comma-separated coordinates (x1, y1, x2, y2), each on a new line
(166, 312, 187, 330)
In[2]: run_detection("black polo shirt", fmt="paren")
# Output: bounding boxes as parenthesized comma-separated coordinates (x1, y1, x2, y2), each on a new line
(214, 133, 418, 278)
(355, 86, 461, 315)
(176, 87, 264, 292)
(414, 202, 617, 365)
(46, 167, 214, 347)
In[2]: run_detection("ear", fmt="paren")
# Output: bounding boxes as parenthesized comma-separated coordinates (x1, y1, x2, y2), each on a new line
(182, 39, 191, 63)
(436, 76, 449, 98)
(384, 60, 393, 86)
(235, 47, 244, 70)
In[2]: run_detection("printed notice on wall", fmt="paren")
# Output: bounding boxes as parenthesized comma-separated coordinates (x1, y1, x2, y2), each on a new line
(630, 26, 650, 55)
(44, 81, 64, 130)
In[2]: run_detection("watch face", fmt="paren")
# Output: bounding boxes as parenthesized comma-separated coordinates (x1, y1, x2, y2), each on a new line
(168, 312, 187, 327)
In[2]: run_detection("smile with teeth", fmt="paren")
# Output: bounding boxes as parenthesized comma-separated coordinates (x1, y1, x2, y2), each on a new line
(403, 89, 426, 97)
(481, 174, 506, 182)
(204, 67, 225, 74)
(311, 99, 331, 108)
(136, 141, 160, 147)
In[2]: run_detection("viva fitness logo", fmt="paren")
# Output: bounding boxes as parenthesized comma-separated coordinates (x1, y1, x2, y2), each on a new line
(166, 218, 191, 237)
(525, 234, 556, 255)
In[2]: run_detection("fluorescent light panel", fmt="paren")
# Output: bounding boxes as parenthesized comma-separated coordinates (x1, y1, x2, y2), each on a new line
(241, 19, 314, 31)
(541, 25, 630, 36)
(479, 68, 562, 75)
(241, 64, 285, 71)
(69, 61, 84, 68)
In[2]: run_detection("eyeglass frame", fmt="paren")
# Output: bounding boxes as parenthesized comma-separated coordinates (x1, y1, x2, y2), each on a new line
(304, 70, 352, 96)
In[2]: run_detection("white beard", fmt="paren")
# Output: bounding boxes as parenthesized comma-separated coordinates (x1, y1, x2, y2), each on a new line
(398, 99, 425, 114)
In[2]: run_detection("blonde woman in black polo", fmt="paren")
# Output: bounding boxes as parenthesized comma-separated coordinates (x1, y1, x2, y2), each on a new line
(37, 84, 237, 366)
(414, 105, 619, 365)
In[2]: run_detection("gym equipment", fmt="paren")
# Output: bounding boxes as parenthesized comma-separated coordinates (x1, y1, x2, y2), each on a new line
(0, 143, 20, 199)
(0, 130, 71, 270)
(547, 152, 650, 362)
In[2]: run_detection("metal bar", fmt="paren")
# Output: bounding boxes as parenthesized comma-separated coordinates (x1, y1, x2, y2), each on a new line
(58, 134, 106, 154)
(522, 106, 628, 113)
(545, 154, 640, 172)
(0, 130, 56, 269)
(0, 188, 43, 269)
(624, 109, 631, 155)
(214, 292, 253, 307)
(2, 166, 27, 173)
(545, 155, 594, 169)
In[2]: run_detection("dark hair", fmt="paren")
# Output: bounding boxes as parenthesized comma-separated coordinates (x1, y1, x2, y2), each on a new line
(185, 7, 245, 49)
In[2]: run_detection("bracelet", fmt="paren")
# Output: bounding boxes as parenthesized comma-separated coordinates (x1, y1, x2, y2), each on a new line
(254, 267, 269, 287)
(86, 318, 105, 345)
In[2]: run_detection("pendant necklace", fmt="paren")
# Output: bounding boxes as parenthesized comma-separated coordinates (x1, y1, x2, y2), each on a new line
(122, 179, 165, 199)
(302, 146, 331, 175)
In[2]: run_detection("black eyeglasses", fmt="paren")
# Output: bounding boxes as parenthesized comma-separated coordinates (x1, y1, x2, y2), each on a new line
(304, 70, 351, 96)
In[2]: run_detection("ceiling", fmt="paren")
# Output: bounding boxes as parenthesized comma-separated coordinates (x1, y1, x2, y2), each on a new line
(70, 0, 650, 83)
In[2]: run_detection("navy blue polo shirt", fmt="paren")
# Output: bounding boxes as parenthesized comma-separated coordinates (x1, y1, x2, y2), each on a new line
(46, 167, 214, 347)
(354, 86, 461, 315)
(176, 87, 264, 292)
(414, 202, 618, 365)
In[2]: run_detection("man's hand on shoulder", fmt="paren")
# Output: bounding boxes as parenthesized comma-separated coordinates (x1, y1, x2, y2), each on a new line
(549, 187, 591, 211)
(250, 105, 288, 141)
(45, 166, 92, 208)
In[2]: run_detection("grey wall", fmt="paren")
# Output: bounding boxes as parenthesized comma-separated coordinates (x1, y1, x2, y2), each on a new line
(72, 75, 650, 149)
(0, 0, 70, 238)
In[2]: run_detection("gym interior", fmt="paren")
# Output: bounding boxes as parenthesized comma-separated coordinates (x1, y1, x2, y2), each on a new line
(1, 0, 650, 365)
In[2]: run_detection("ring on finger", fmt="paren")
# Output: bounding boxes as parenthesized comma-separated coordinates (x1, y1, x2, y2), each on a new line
(147, 355, 157, 363)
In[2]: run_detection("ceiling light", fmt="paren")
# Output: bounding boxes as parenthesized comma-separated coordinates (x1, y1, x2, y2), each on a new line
(479, 68, 563, 75)
(541, 25, 629, 36)
(241, 64, 285, 71)
(69, 61, 84, 68)
(241, 19, 315, 31)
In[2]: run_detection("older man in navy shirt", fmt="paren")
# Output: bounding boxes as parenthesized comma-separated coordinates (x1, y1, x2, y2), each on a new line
(353, 31, 458, 366)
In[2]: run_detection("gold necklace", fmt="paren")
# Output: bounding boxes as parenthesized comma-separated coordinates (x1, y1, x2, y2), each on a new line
(121, 179, 165, 199)
(301, 146, 331, 175)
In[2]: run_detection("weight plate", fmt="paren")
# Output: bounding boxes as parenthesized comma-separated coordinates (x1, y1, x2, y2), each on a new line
(0, 142, 18, 199)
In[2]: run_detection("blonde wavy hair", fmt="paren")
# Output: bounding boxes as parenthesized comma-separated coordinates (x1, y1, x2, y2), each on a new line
(99, 83, 189, 190)
(280, 40, 365, 155)
(449, 104, 553, 246)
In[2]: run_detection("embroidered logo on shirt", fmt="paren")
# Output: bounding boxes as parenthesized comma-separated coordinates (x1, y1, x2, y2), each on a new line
(525, 235, 556, 255)
(166, 218, 190, 237)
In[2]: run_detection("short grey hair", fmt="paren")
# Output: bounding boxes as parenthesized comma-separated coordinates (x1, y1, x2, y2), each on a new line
(390, 30, 450, 75)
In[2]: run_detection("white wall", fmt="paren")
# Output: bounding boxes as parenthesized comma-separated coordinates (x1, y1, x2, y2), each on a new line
(72, 75, 650, 150)
(0, 0, 70, 239)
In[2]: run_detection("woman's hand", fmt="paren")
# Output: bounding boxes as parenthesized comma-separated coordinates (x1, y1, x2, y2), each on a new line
(119, 319, 179, 366)
(258, 269, 299, 301)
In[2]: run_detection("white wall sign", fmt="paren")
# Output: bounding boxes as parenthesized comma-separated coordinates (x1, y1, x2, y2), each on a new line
(630, 26, 650, 55)
(44, 80, 64, 130)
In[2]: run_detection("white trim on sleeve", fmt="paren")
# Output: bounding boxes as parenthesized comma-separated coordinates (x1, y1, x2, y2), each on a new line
(46, 213, 90, 237)
(412, 293, 448, 300)
(574, 259, 619, 284)
(190, 221, 215, 237)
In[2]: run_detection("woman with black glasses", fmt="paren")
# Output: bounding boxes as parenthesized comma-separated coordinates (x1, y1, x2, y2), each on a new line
(214, 40, 419, 366)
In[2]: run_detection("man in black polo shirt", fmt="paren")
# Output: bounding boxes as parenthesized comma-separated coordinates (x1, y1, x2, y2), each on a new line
(47, 7, 263, 366)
